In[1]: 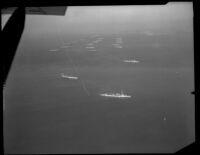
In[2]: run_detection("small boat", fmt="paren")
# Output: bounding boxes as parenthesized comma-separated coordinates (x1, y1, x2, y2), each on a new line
(61, 73, 78, 80)
(86, 46, 95, 49)
(87, 43, 94, 46)
(48, 49, 59, 52)
(88, 49, 97, 51)
(60, 45, 69, 48)
(123, 60, 140, 63)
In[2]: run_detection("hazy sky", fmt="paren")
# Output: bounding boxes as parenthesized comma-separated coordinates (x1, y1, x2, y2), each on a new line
(2, 2, 193, 36)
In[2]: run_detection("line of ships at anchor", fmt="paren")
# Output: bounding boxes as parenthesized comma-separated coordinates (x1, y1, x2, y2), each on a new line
(61, 73, 132, 98)
(59, 36, 133, 98)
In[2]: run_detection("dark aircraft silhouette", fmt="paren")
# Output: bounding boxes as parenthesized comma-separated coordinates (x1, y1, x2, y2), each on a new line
(2, 6, 67, 86)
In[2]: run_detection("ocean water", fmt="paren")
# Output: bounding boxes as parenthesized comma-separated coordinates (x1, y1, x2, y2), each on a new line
(3, 3, 194, 153)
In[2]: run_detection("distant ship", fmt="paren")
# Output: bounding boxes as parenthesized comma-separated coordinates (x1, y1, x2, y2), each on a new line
(86, 46, 95, 49)
(87, 43, 94, 46)
(48, 49, 59, 52)
(60, 45, 69, 48)
(100, 91, 131, 98)
(61, 73, 78, 80)
(123, 59, 140, 63)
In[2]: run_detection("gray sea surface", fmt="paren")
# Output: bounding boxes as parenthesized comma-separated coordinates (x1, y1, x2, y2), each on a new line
(3, 3, 194, 153)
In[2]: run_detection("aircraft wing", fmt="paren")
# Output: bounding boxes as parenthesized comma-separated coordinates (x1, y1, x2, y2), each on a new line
(1, 7, 67, 16)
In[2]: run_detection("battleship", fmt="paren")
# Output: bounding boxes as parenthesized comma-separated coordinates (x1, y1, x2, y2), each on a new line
(100, 91, 131, 98)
